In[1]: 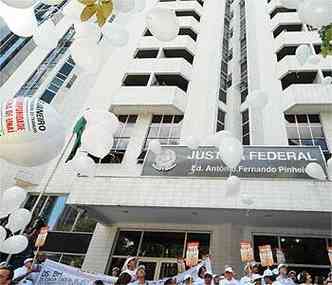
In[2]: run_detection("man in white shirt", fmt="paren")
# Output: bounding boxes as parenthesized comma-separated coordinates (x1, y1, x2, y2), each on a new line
(220, 267, 239, 285)
(13, 258, 34, 285)
(273, 265, 295, 285)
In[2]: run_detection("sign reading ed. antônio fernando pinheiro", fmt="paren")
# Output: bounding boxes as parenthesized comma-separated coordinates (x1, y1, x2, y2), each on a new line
(141, 145, 327, 179)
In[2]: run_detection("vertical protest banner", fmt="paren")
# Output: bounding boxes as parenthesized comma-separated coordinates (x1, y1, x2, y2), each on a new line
(33, 226, 49, 265)
(276, 248, 285, 264)
(240, 240, 254, 263)
(259, 245, 274, 267)
(186, 242, 199, 268)
(328, 247, 332, 265)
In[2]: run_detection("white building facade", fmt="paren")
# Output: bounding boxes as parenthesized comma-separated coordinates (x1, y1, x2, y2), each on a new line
(0, 0, 332, 280)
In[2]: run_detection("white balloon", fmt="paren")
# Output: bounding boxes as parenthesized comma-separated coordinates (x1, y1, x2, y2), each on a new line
(1, 6, 37, 37)
(81, 125, 114, 158)
(63, 0, 86, 21)
(225, 176, 241, 197)
(74, 22, 101, 43)
(149, 140, 162, 154)
(0, 187, 27, 216)
(305, 162, 326, 180)
(1, 235, 28, 254)
(33, 21, 59, 50)
(327, 158, 332, 180)
(280, 0, 301, 9)
(6, 209, 32, 233)
(295, 44, 311, 66)
(185, 136, 200, 150)
(113, 0, 135, 13)
(83, 110, 120, 132)
(0, 0, 35, 9)
(102, 23, 129, 47)
(322, 76, 332, 85)
(71, 152, 96, 177)
(0, 98, 66, 167)
(134, 0, 146, 12)
(297, 0, 332, 28)
(70, 38, 102, 74)
(307, 54, 321, 65)
(40, 0, 64, 4)
(218, 136, 244, 168)
(0, 226, 7, 241)
(246, 90, 268, 109)
(146, 8, 179, 42)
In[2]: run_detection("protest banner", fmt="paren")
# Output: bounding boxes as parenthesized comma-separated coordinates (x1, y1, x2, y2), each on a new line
(186, 242, 199, 268)
(240, 240, 254, 263)
(259, 245, 274, 267)
(276, 248, 285, 264)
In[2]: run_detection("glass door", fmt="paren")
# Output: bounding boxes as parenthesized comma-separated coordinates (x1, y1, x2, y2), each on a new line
(138, 258, 178, 280)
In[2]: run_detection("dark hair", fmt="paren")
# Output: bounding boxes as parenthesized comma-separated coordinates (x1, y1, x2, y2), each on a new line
(298, 272, 310, 284)
(0, 266, 14, 281)
(165, 278, 175, 285)
(116, 272, 132, 285)
(198, 266, 207, 278)
(94, 281, 104, 285)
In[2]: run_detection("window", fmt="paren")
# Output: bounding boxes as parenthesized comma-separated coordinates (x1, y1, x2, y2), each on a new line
(276, 46, 298, 62)
(175, 10, 201, 22)
(40, 56, 75, 103)
(24, 194, 97, 233)
(273, 24, 303, 38)
(137, 115, 183, 163)
(270, 7, 297, 19)
(179, 28, 198, 41)
(285, 114, 330, 159)
(135, 49, 159, 58)
(89, 115, 138, 164)
(151, 74, 189, 92)
(253, 234, 331, 281)
(122, 74, 150, 86)
(109, 230, 210, 275)
(162, 48, 195, 65)
(226, 73, 232, 88)
(242, 109, 250, 145)
(216, 108, 225, 132)
(43, 253, 86, 268)
(281, 71, 318, 90)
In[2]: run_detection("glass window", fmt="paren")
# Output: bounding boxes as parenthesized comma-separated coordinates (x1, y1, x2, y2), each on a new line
(284, 114, 330, 159)
(139, 115, 184, 163)
(217, 109, 225, 132)
(114, 231, 141, 256)
(242, 110, 250, 145)
(187, 233, 210, 258)
(140, 232, 185, 258)
(60, 254, 85, 268)
(280, 237, 330, 265)
(253, 235, 278, 263)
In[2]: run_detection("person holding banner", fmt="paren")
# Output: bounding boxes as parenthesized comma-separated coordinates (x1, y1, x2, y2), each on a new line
(194, 266, 207, 285)
(240, 264, 253, 285)
(273, 265, 295, 285)
(122, 257, 139, 282)
(129, 265, 147, 285)
(263, 269, 275, 285)
(220, 267, 239, 285)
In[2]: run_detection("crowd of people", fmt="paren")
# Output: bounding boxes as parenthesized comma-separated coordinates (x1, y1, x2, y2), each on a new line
(0, 256, 331, 285)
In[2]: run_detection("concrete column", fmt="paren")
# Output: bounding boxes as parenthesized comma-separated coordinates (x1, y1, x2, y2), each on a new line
(181, 0, 225, 139)
(82, 223, 118, 274)
(210, 224, 243, 275)
(245, 0, 288, 146)
(122, 113, 152, 165)
(320, 112, 332, 153)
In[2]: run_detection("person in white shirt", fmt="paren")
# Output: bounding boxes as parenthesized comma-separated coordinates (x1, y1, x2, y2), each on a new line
(194, 266, 207, 285)
(263, 269, 274, 285)
(273, 265, 295, 285)
(220, 267, 239, 285)
(122, 257, 138, 282)
(240, 264, 253, 285)
(252, 275, 263, 285)
(13, 258, 34, 285)
(203, 272, 213, 285)
(129, 265, 147, 285)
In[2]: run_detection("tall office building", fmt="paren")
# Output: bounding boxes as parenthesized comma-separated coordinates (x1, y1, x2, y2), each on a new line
(0, 0, 331, 279)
